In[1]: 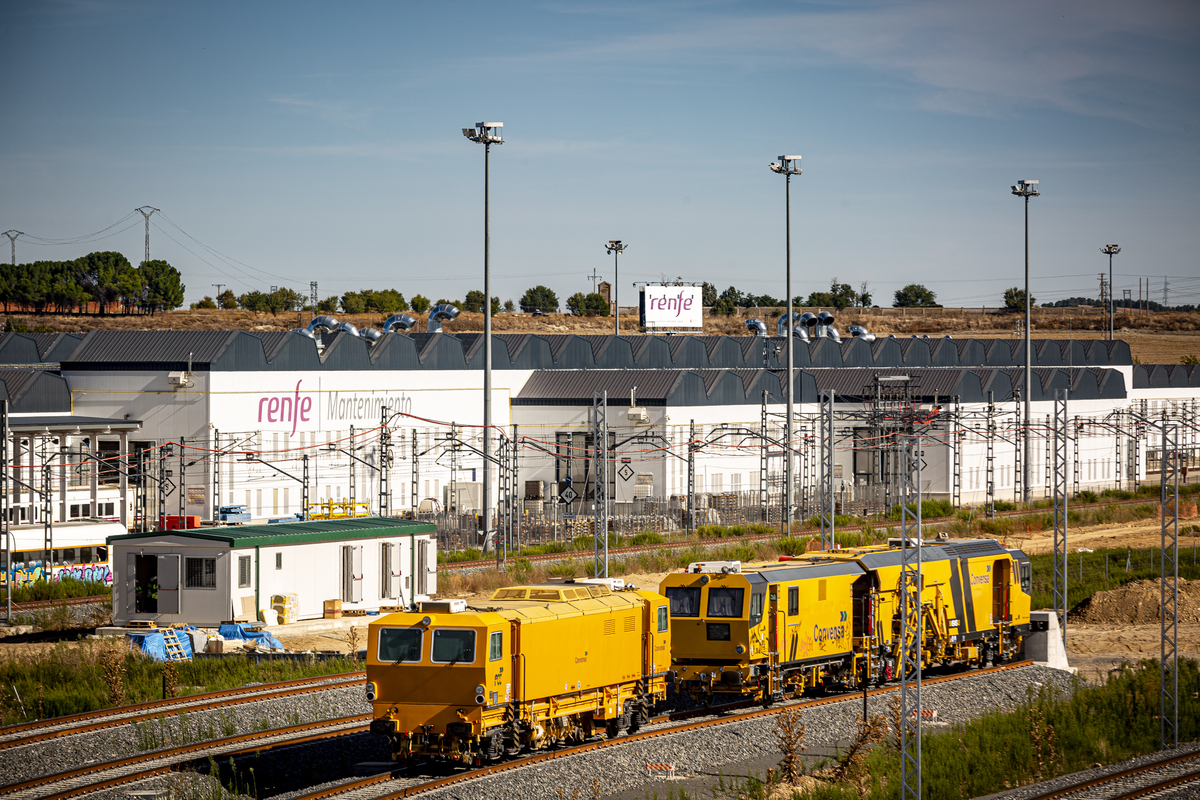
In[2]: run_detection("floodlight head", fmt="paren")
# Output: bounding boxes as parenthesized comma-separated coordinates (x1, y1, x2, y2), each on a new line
(769, 162, 782, 173)
(462, 128, 475, 138)
(1102, 244, 1121, 256)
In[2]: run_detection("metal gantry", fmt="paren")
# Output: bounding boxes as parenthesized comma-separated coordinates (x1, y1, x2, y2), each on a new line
(686, 420, 697, 539)
(591, 390, 609, 578)
(985, 392, 996, 517)
(1161, 421, 1180, 750)
(1, 401, 8, 622)
(1072, 416, 1081, 496)
(951, 397, 962, 508)
(1052, 390, 1069, 646)
(819, 389, 835, 548)
(378, 406, 392, 517)
(1013, 390, 1023, 502)
(759, 394, 770, 523)
(898, 436, 923, 800)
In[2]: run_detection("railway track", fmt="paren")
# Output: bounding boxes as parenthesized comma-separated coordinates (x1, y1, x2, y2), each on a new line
(440, 496, 1164, 571)
(2, 595, 111, 612)
(0, 670, 365, 752)
(280, 660, 1037, 800)
(1027, 748, 1200, 799)
(0, 714, 372, 800)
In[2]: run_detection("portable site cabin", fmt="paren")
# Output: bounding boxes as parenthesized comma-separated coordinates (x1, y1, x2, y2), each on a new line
(107, 518, 438, 628)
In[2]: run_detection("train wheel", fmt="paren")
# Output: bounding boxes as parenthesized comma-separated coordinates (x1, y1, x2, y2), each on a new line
(605, 719, 621, 739)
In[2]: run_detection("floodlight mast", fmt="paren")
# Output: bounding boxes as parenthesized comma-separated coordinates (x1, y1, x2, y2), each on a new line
(1101, 244, 1121, 341)
(770, 155, 802, 532)
(463, 122, 504, 564)
(1011, 179, 1039, 503)
(605, 240, 628, 335)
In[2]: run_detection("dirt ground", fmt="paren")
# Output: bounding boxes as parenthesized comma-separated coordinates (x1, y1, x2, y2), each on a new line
(1008, 517, 1200, 555)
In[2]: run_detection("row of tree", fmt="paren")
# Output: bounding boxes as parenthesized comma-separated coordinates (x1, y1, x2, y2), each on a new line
(0, 253, 185, 315)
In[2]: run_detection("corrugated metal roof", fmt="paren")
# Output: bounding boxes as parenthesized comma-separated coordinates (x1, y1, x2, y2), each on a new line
(64, 330, 238, 367)
(6, 414, 142, 431)
(0, 369, 72, 413)
(107, 516, 435, 548)
(516, 370, 684, 404)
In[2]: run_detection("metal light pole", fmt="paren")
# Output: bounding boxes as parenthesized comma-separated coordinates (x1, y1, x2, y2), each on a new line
(605, 240, 627, 335)
(1102, 244, 1120, 341)
(770, 156, 802, 529)
(463, 122, 504, 561)
(1011, 179, 1039, 503)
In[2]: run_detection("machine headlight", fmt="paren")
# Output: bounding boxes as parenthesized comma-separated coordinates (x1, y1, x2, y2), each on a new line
(365, 682, 378, 701)
(475, 684, 486, 695)
(735, 645, 745, 655)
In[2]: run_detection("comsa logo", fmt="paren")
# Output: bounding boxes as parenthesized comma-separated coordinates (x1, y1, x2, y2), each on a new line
(813, 623, 846, 644)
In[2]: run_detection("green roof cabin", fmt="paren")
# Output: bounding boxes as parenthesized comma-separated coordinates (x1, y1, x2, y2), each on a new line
(108, 518, 437, 628)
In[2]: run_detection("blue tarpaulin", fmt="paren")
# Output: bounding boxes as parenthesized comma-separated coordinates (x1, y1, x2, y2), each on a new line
(126, 629, 195, 662)
(218, 623, 285, 651)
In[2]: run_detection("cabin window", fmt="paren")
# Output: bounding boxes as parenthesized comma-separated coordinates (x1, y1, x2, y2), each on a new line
(706, 623, 731, 641)
(657, 606, 668, 632)
(378, 628, 423, 663)
(185, 557, 217, 589)
(706, 586, 744, 618)
(749, 590, 765, 627)
(788, 586, 799, 616)
(237, 556, 251, 588)
(275, 552, 283, 570)
(665, 586, 701, 617)
(489, 631, 503, 661)
(431, 629, 476, 664)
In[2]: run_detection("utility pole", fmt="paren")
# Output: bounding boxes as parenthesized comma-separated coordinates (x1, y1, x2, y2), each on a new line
(770, 155, 803, 529)
(135, 207, 158, 265)
(1011, 179, 1040, 503)
(605, 241, 627, 335)
(587, 267, 602, 295)
(2, 231, 21, 265)
(1163, 276, 1169, 308)
(310, 281, 318, 319)
(212, 284, 225, 303)
(1101, 245, 1120, 340)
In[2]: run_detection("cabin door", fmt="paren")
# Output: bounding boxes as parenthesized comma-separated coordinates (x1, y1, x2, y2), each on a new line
(992, 559, 1011, 623)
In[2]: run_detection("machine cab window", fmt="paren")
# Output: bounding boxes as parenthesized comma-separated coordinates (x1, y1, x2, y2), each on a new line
(489, 631, 503, 661)
(657, 606, 669, 632)
(431, 629, 476, 664)
(378, 628, 423, 663)
(707, 586, 743, 618)
(666, 586, 701, 617)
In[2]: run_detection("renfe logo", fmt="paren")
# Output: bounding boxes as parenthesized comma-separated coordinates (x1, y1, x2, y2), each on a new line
(648, 290, 694, 317)
(258, 380, 312, 437)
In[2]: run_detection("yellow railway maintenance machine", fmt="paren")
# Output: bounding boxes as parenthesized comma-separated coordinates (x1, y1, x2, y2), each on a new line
(366, 579, 671, 766)
(661, 538, 1032, 706)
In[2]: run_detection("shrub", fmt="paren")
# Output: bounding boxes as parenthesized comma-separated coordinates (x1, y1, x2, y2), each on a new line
(630, 531, 665, 546)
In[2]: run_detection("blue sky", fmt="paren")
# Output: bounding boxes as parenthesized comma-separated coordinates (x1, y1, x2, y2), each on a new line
(2, 1, 1198, 309)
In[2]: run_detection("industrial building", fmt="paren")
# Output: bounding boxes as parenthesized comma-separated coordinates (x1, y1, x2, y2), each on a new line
(0, 326, 1194, 552)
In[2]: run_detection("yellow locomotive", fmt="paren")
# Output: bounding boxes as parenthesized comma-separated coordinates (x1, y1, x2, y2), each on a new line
(366, 578, 670, 765)
(661, 538, 1032, 705)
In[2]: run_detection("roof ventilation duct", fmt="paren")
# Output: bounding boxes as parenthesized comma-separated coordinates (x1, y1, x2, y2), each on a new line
(383, 313, 417, 333)
(775, 311, 802, 336)
(307, 316, 339, 334)
(335, 322, 360, 337)
(359, 327, 383, 342)
(428, 304, 461, 333)
(291, 328, 316, 339)
(745, 318, 767, 336)
(848, 325, 876, 343)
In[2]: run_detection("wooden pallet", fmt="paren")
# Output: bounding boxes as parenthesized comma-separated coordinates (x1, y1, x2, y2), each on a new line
(127, 620, 158, 630)
(343, 609, 369, 617)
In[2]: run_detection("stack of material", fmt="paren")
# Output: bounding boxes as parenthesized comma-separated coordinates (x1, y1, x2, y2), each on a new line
(271, 593, 299, 624)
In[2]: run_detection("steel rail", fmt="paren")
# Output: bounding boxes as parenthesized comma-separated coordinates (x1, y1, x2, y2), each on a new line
(1026, 749, 1200, 800)
(0, 715, 372, 799)
(1113, 766, 1200, 799)
(0, 671, 365, 750)
(288, 661, 1034, 800)
(440, 497, 1168, 571)
(5, 595, 111, 612)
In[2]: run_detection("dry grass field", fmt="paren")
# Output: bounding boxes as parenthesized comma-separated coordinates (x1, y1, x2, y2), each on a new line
(7, 306, 1199, 365)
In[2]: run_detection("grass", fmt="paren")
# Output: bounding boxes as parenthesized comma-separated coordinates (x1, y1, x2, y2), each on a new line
(1029, 542, 1200, 613)
(0, 639, 361, 724)
(661, 659, 1200, 800)
(0, 578, 112, 605)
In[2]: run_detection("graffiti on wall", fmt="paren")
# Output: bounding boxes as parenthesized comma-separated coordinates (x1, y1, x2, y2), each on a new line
(5, 562, 113, 588)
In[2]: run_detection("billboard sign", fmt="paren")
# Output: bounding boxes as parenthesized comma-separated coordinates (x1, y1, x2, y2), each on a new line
(640, 285, 703, 329)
